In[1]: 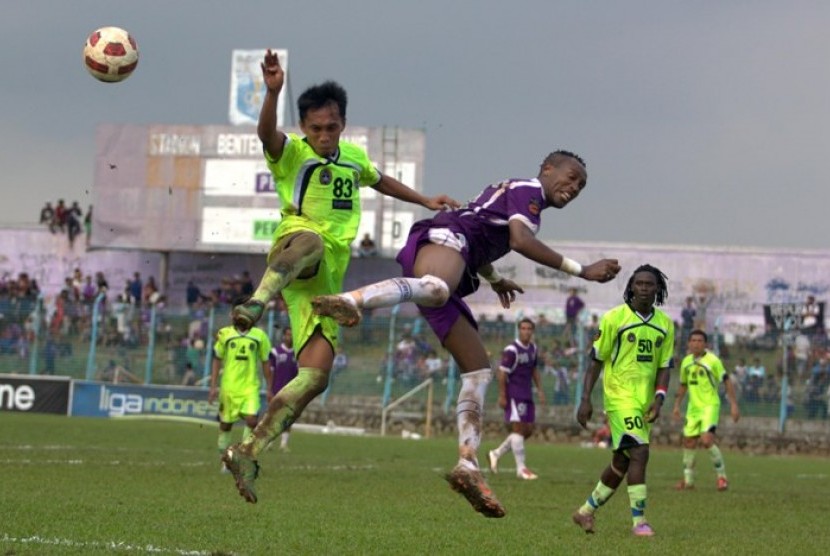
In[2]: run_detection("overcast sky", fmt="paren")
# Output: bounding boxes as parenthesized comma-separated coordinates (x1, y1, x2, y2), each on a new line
(1, 1, 828, 250)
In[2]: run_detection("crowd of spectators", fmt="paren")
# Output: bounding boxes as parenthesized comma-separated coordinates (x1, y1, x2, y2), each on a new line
(39, 200, 92, 249)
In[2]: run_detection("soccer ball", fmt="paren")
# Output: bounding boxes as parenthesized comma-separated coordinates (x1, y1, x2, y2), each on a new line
(83, 26, 139, 83)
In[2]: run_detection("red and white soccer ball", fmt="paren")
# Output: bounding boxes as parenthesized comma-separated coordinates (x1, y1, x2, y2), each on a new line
(83, 26, 139, 83)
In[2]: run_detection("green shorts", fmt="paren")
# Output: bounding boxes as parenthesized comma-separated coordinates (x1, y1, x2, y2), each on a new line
(273, 226, 347, 354)
(683, 404, 720, 437)
(218, 390, 260, 424)
(607, 408, 651, 451)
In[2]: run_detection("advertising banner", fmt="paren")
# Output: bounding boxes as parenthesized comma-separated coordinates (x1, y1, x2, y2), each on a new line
(70, 381, 266, 423)
(0, 374, 70, 415)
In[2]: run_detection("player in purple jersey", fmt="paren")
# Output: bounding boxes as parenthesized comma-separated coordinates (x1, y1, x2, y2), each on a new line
(312, 150, 621, 518)
(488, 318, 545, 480)
(268, 327, 298, 452)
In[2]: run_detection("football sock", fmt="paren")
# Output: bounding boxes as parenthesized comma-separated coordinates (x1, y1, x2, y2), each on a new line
(683, 448, 696, 485)
(346, 275, 449, 309)
(217, 430, 232, 454)
(244, 367, 328, 458)
(456, 369, 491, 469)
(709, 445, 726, 478)
(280, 431, 290, 448)
(627, 484, 648, 526)
(579, 481, 616, 515)
(251, 233, 324, 305)
(494, 435, 512, 458)
(509, 433, 526, 471)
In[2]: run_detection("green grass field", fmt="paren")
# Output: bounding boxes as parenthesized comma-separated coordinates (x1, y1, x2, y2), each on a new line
(1, 414, 828, 555)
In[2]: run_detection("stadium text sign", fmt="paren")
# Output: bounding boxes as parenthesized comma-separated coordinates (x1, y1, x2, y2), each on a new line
(0, 375, 70, 415)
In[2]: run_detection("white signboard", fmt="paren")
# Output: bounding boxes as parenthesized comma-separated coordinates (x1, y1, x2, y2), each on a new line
(203, 159, 275, 197)
(229, 49, 288, 126)
(199, 206, 280, 248)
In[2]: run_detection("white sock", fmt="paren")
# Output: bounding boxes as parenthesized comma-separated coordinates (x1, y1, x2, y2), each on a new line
(510, 433, 526, 471)
(280, 431, 290, 448)
(346, 275, 449, 309)
(494, 435, 512, 458)
(456, 369, 491, 469)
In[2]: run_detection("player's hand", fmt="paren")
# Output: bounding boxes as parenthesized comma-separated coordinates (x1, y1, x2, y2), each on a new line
(208, 387, 217, 404)
(576, 399, 593, 429)
(581, 259, 621, 283)
(645, 399, 663, 423)
(261, 49, 285, 93)
(490, 278, 524, 309)
(498, 394, 507, 410)
(731, 404, 740, 423)
(537, 392, 547, 406)
(424, 194, 461, 211)
(672, 406, 681, 421)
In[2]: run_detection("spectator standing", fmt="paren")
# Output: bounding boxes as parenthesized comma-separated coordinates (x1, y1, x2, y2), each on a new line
(129, 272, 143, 307)
(84, 205, 93, 248)
(54, 199, 67, 232)
(680, 296, 696, 353)
(39, 202, 55, 231)
(564, 287, 585, 347)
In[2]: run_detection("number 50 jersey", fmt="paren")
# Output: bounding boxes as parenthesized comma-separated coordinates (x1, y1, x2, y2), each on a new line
(592, 304, 675, 412)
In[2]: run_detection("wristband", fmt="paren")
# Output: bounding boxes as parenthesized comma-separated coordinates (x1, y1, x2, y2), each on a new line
(480, 268, 502, 284)
(655, 387, 667, 400)
(560, 257, 583, 276)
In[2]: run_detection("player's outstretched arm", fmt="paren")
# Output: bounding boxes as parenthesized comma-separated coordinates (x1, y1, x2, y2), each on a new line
(372, 174, 460, 210)
(507, 220, 620, 282)
(257, 49, 287, 161)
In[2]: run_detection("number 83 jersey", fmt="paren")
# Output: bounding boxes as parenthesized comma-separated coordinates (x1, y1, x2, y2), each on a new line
(592, 303, 675, 412)
(266, 133, 381, 245)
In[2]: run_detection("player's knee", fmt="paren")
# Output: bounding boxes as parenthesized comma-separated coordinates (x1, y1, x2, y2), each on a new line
(418, 274, 450, 307)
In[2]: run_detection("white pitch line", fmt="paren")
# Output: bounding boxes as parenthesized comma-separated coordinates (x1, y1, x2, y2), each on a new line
(0, 534, 216, 555)
(0, 458, 377, 472)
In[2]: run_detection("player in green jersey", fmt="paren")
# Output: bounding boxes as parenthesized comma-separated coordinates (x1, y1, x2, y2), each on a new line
(572, 264, 674, 537)
(208, 323, 272, 473)
(222, 49, 458, 503)
(672, 329, 740, 491)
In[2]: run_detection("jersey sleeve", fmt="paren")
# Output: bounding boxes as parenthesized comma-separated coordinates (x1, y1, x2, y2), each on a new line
(505, 186, 542, 234)
(592, 311, 616, 362)
(266, 133, 300, 179)
(713, 356, 727, 382)
(356, 149, 381, 187)
(499, 345, 517, 373)
(658, 319, 675, 369)
(258, 331, 272, 362)
(679, 355, 690, 385)
(213, 328, 226, 359)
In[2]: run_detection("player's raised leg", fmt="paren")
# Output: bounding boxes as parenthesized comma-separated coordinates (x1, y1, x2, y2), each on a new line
(233, 232, 324, 328)
(312, 274, 449, 327)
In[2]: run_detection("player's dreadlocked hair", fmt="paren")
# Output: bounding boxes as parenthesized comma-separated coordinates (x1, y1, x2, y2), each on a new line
(623, 264, 669, 306)
(543, 150, 586, 169)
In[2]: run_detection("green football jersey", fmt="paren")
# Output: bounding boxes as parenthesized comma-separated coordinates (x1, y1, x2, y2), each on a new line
(213, 326, 271, 395)
(266, 133, 381, 244)
(679, 351, 726, 409)
(593, 303, 675, 411)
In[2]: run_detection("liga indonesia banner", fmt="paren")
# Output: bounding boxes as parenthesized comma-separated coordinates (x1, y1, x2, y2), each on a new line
(70, 381, 267, 423)
(229, 48, 288, 126)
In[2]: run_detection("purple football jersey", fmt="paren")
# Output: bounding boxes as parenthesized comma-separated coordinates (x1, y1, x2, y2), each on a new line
(269, 343, 298, 395)
(500, 340, 538, 401)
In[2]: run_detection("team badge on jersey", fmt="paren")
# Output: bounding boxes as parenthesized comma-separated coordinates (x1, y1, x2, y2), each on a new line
(627, 332, 636, 343)
(528, 199, 541, 216)
(320, 168, 332, 185)
(655, 336, 663, 348)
